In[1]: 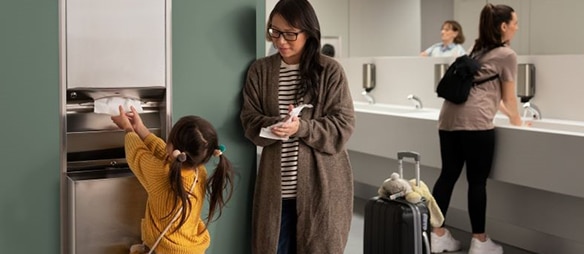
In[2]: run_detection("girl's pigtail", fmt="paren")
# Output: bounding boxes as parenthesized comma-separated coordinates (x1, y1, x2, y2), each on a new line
(205, 154, 235, 225)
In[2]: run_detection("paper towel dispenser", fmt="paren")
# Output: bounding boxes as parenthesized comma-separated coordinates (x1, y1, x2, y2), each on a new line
(65, 87, 168, 163)
(517, 63, 536, 103)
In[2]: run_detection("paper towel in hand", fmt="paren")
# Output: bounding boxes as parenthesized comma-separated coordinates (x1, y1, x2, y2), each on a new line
(94, 97, 144, 116)
(260, 104, 313, 141)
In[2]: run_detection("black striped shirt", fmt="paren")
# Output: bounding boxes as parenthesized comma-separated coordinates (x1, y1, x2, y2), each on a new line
(279, 61, 302, 199)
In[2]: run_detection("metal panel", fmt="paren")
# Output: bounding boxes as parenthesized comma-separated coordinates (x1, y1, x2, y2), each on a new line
(67, 169, 147, 254)
(66, 0, 166, 88)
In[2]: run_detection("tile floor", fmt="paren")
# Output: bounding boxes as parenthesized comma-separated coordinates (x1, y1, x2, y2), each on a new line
(345, 197, 535, 254)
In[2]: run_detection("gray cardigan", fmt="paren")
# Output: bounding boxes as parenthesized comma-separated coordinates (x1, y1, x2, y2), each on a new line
(240, 54, 355, 254)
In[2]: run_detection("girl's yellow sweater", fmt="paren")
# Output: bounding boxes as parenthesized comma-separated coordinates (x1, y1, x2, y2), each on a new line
(125, 132, 210, 254)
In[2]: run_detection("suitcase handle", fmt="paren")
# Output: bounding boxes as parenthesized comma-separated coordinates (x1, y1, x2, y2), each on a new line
(397, 151, 421, 187)
(397, 151, 420, 161)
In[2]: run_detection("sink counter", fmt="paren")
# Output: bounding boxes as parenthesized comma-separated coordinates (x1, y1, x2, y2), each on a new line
(349, 102, 584, 199)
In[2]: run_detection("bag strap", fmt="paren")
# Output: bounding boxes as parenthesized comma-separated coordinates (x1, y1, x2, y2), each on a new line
(469, 44, 504, 86)
(473, 74, 499, 85)
(147, 170, 199, 254)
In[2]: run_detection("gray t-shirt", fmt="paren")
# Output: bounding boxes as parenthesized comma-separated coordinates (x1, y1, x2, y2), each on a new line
(438, 46, 517, 131)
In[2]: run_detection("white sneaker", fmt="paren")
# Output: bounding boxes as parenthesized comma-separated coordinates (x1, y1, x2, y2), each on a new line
(469, 237, 504, 254)
(431, 228, 461, 253)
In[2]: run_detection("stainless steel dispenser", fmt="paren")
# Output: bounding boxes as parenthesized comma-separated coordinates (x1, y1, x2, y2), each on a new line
(434, 63, 449, 90)
(59, 0, 172, 253)
(63, 88, 169, 254)
(517, 63, 536, 102)
(363, 63, 376, 92)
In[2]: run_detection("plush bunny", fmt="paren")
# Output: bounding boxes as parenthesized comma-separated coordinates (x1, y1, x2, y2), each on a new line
(408, 178, 445, 228)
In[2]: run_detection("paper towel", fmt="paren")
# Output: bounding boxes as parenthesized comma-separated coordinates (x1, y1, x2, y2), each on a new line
(259, 104, 313, 141)
(94, 97, 144, 115)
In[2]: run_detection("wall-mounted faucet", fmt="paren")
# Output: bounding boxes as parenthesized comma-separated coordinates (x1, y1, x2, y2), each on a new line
(522, 102, 541, 120)
(362, 63, 376, 104)
(407, 94, 423, 109)
(362, 90, 375, 104)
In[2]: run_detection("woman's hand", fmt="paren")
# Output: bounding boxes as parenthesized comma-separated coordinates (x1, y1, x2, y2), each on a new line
(271, 104, 301, 138)
(272, 116, 300, 138)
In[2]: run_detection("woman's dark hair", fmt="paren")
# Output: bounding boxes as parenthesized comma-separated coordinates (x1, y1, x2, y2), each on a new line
(443, 20, 465, 44)
(166, 116, 234, 230)
(267, 0, 323, 104)
(470, 3, 515, 56)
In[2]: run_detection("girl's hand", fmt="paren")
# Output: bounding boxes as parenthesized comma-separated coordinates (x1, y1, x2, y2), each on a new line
(126, 106, 151, 139)
(111, 105, 134, 132)
(126, 106, 145, 131)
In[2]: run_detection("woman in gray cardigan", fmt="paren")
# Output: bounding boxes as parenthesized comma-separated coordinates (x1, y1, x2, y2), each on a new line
(240, 0, 355, 253)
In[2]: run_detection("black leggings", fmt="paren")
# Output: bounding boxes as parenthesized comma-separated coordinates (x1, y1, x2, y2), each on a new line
(433, 129, 495, 234)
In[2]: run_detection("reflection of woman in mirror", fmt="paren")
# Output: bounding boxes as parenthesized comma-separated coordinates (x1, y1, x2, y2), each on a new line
(431, 4, 521, 254)
(420, 20, 466, 57)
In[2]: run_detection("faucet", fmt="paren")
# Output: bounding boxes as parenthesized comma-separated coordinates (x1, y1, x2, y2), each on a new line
(362, 90, 375, 104)
(522, 102, 541, 120)
(407, 94, 423, 109)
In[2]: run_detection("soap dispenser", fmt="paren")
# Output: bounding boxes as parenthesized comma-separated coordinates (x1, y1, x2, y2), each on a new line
(516, 63, 536, 103)
(361, 63, 376, 104)
(363, 63, 376, 92)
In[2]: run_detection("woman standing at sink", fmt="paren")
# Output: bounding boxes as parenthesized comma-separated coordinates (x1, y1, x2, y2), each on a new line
(430, 4, 522, 254)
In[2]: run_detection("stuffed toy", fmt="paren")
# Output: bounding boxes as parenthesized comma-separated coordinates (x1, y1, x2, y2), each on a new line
(408, 178, 445, 228)
(378, 172, 445, 228)
(377, 172, 422, 204)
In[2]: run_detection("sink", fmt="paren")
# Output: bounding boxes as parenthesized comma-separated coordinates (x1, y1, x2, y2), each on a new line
(494, 115, 584, 136)
(349, 106, 584, 199)
(353, 101, 434, 116)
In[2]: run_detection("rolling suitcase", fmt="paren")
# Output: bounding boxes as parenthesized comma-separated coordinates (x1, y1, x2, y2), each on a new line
(363, 151, 431, 254)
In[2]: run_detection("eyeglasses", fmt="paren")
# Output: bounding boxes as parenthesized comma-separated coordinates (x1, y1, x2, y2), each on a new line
(268, 28, 302, 41)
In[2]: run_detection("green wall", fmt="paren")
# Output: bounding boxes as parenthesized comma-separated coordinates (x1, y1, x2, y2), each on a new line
(0, 0, 259, 253)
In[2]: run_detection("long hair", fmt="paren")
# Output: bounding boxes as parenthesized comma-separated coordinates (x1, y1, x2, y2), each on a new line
(470, 4, 515, 56)
(443, 20, 465, 44)
(267, 0, 323, 104)
(166, 116, 235, 230)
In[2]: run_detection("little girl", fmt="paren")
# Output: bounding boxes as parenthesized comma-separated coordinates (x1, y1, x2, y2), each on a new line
(111, 105, 234, 254)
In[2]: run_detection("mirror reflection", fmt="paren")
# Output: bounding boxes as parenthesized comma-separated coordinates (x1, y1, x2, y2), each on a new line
(265, 0, 584, 57)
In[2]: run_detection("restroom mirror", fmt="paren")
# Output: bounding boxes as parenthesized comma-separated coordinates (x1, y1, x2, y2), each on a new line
(264, 0, 584, 57)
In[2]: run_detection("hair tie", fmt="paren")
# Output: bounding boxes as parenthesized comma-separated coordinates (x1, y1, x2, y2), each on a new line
(213, 144, 226, 157)
(172, 149, 187, 162)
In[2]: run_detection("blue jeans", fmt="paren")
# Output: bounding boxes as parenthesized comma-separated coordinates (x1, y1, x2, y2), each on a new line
(277, 199, 297, 254)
